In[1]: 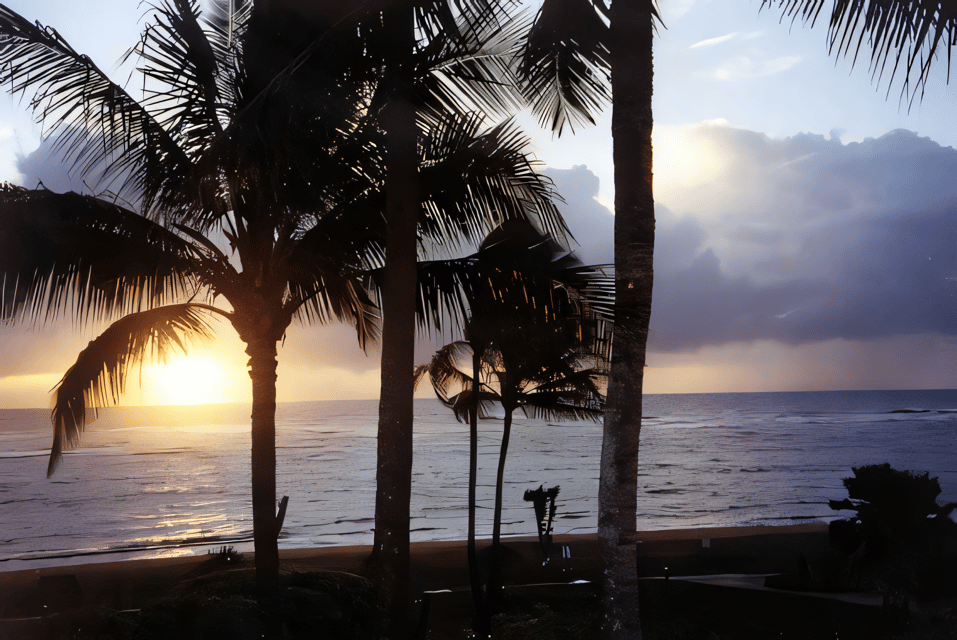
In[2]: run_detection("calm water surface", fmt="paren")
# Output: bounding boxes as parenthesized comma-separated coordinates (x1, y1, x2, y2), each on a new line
(1, 390, 955, 571)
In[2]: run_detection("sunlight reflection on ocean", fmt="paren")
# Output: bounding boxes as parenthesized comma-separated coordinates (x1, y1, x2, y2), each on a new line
(1, 390, 955, 571)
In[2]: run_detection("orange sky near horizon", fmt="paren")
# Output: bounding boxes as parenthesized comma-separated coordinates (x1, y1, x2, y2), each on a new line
(3, 333, 956, 410)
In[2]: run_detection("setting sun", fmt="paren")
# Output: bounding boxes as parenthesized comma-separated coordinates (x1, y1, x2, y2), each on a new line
(143, 355, 245, 406)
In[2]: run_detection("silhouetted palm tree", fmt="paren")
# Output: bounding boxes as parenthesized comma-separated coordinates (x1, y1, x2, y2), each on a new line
(414, 221, 613, 634)
(0, 0, 563, 590)
(520, 1, 956, 636)
(519, 2, 660, 634)
(287, 1, 565, 624)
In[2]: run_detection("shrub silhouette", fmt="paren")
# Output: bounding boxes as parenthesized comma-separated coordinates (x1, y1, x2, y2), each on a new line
(829, 463, 957, 617)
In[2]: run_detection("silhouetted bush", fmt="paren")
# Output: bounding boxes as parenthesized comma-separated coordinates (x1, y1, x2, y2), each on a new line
(829, 463, 957, 619)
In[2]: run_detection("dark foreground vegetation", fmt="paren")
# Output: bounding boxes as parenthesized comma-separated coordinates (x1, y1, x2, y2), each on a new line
(5, 561, 957, 640)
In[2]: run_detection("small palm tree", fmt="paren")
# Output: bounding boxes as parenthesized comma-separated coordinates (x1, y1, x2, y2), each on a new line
(0, 0, 564, 590)
(418, 300, 609, 549)
(415, 221, 613, 633)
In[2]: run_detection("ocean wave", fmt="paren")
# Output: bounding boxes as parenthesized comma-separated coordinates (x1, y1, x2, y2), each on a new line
(0, 531, 253, 565)
(0, 450, 48, 458)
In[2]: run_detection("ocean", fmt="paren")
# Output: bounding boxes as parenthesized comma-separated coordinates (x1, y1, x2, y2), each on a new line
(2, 390, 955, 572)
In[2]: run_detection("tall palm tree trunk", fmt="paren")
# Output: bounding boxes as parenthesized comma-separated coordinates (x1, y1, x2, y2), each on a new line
(247, 336, 281, 590)
(467, 347, 489, 637)
(598, 0, 656, 638)
(492, 408, 513, 547)
(487, 406, 513, 612)
(372, 4, 418, 631)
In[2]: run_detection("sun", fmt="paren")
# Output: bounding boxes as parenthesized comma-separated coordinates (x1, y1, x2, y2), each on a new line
(144, 355, 242, 406)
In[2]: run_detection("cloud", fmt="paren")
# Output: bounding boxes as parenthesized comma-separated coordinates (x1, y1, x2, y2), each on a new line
(15, 134, 84, 193)
(544, 165, 614, 265)
(654, 126, 957, 352)
(549, 126, 957, 361)
(690, 32, 740, 49)
(10, 125, 957, 402)
(712, 54, 802, 80)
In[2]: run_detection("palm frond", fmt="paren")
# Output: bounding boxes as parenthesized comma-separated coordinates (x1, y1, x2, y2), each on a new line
(124, 0, 227, 161)
(764, 1, 957, 104)
(415, 0, 515, 45)
(0, 5, 190, 202)
(416, 339, 499, 420)
(0, 185, 201, 324)
(48, 303, 218, 476)
(420, 340, 475, 397)
(288, 271, 381, 350)
(204, 0, 252, 107)
(520, 399, 604, 422)
(418, 113, 568, 248)
(518, 0, 613, 135)
(416, 4, 528, 120)
(409, 220, 612, 336)
(167, 63, 379, 233)
(415, 218, 614, 430)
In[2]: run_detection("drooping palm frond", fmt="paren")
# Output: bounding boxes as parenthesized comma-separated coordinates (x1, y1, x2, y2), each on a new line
(409, 220, 614, 336)
(418, 328, 607, 423)
(48, 303, 219, 476)
(0, 185, 200, 324)
(518, 0, 613, 135)
(286, 266, 382, 350)
(414, 220, 613, 405)
(520, 397, 604, 421)
(764, 0, 957, 104)
(0, 5, 191, 203)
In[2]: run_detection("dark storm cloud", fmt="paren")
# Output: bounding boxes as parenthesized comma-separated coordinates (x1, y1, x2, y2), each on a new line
(546, 129, 957, 354)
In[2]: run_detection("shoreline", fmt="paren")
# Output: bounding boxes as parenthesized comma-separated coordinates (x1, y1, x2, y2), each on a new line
(0, 523, 830, 616)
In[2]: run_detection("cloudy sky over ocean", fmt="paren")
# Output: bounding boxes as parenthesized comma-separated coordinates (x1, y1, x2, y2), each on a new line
(1, 0, 955, 407)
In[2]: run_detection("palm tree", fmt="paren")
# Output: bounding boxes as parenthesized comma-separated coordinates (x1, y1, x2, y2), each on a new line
(283, 1, 565, 625)
(520, 1, 660, 635)
(414, 221, 614, 634)
(0, 0, 563, 591)
(520, 1, 956, 637)
(0, 0, 382, 589)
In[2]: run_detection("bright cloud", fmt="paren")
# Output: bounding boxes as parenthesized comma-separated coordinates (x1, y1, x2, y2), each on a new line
(713, 54, 802, 80)
(690, 32, 740, 48)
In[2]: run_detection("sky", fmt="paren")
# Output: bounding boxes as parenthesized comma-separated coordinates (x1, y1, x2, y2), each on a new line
(1, 0, 956, 408)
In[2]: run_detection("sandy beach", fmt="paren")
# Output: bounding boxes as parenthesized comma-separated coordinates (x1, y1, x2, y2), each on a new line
(0, 523, 829, 605)
(0, 523, 847, 638)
